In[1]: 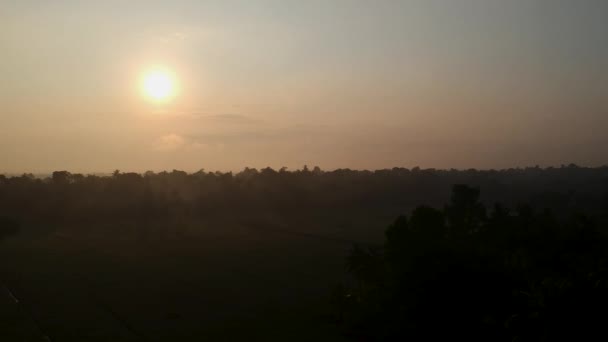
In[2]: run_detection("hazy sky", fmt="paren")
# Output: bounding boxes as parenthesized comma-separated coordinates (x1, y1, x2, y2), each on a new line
(1, 0, 607, 173)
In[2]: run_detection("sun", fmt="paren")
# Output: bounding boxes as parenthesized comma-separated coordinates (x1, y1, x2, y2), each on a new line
(142, 69, 176, 101)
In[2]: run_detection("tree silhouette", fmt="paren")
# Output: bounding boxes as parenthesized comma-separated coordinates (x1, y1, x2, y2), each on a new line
(0, 216, 19, 241)
(335, 185, 608, 341)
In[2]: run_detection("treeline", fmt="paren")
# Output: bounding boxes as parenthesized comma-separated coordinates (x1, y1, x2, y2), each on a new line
(334, 185, 608, 341)
(0, 165, 607, 225)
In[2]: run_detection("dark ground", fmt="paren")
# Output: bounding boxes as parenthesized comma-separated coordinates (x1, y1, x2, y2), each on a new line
(2, 166, 607, 340)
(0, 216, 387, 341)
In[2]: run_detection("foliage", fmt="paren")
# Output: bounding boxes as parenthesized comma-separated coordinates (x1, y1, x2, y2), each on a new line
(334, 185, 608, 341)
(1, 165, 607, 227)
(0, 216, 19, 240)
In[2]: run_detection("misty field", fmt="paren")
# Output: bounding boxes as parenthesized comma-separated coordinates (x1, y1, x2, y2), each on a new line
(0, 216, 386, 341)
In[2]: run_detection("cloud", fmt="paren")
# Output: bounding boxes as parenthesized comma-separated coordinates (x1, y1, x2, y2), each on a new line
(188, 113, 264, 125)
(190, 141, 214, 150)
(153, 123, 331, 154)
(183, 123, 330, 146)
(154, 134, 218, 152)
(157, 31, 187, 44)
(154, 134, 186, 151)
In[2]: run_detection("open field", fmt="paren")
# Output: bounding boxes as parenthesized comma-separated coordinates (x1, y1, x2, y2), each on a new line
(0, 217, 386, 341)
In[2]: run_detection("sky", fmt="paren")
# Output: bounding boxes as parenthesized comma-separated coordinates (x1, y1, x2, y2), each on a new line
(1, 0, 607, 173)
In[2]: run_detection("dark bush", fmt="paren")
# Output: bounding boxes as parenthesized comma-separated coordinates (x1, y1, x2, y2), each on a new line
(335, 185, 608, 341)
(0, 216, 20, 240)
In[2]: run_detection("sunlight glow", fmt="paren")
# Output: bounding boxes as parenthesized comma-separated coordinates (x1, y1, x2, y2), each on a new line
(142, 69, 176, 101)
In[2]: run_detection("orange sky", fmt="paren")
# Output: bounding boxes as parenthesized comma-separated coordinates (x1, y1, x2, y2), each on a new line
(1, 1, 607, 173)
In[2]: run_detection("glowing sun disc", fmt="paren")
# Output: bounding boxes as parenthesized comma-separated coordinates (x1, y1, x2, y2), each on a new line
(142, 69, 175, 101)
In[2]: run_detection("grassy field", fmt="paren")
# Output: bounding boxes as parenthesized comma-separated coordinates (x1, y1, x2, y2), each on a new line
(0, 215, 389, 341)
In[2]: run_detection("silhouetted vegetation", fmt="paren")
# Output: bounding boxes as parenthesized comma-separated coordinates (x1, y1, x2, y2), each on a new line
(1, 166, 608, 340)
(1, 165, 607, 229)
(334, 184, 608, 341)
(0, 216, 19, 241)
